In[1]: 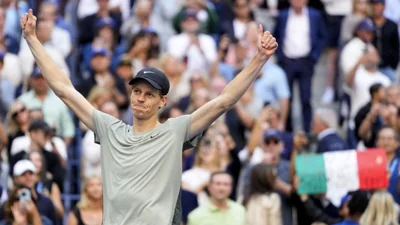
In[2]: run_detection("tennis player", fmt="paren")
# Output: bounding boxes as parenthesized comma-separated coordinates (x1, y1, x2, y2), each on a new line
(20, 9, 278, 225)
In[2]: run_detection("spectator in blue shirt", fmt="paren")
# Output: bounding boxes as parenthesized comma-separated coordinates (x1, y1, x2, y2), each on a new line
(332, 190, 370, 225)
(312, 108, 347, 153)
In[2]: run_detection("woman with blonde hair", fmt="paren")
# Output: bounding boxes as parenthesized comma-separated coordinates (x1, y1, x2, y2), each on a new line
(359, 190, 399, 225)
(244, 164, 282, 225)
(6, 101, 29, 159)
(67, 176, 103, 225)
(182, 135, 221, 205)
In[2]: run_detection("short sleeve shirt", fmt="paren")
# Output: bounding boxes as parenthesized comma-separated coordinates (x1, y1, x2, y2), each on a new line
(92, 109, 198, 225)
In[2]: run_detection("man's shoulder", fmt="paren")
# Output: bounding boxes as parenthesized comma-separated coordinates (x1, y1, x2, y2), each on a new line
(228, 200, 246, 212)
(17, 90, 34, 102)
(188, 204, 210, 219)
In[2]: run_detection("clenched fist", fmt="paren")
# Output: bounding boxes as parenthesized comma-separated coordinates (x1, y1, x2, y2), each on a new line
(257, 24, 278, 60)
(20, 9, 37, 40)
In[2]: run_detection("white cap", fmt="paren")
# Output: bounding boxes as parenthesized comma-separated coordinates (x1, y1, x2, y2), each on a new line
(13, 160, 36, 176)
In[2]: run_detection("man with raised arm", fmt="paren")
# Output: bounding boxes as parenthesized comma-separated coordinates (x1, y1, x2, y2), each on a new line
(20, 9, 278, 225)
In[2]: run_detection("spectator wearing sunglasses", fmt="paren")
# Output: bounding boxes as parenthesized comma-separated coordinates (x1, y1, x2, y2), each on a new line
(5, 102, 29, 161)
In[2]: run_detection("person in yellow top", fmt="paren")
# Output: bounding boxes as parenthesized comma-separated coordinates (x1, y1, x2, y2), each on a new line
(188, 172, 247, 225)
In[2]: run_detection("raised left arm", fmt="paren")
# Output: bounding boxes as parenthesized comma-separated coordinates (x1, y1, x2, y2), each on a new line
(189, 25, 278, 138)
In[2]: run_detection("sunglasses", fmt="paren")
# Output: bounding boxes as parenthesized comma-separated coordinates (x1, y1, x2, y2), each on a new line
(265, 139, 279, 145)
(12, 107, 26, 118)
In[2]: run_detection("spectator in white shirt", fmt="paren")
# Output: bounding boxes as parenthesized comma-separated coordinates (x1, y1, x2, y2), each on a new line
(167, 9, 217, 72)
(18, 20, 70, 80)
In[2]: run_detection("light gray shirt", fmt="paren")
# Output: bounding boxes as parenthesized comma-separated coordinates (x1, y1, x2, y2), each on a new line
(92, 110, 199, 225)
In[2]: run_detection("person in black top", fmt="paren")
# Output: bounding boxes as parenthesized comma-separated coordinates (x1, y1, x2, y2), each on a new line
(370, 0, 399, 81)
(9, 119, 65, 192)
(355, 83, 392, 148)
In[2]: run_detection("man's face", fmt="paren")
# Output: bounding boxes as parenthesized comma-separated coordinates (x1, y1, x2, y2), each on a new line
(386, 87, 400, 106)
(233, 0, 250, 19)
(31, 76, 48, 94)
(311, 115, 324, 134)
(377, 128, 398, 154)
(91, 55, 110, 73)
(262, 138, 283, 158)
(376, 87, 386, 102)
(30, 129, 47, 147)
(357, 30, 374, 43)
(130, 81, 167, 120)
(38, 5, 57, 22)
(372, 3, 385, 17)
(181, 17, 200, 33)
(116, 65, 133, 81)
(209, 174, 232, 201)
(290, 0, 308, 10)
(36, 20, 54, 43)
(14, 171, 36, 189)
(97, 0, 109, 11)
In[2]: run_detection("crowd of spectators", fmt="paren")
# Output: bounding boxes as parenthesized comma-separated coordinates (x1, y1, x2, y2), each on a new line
(0, 0, 400, 224)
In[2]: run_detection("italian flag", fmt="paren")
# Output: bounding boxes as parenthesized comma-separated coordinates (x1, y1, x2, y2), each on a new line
(295, 149, 388, 206)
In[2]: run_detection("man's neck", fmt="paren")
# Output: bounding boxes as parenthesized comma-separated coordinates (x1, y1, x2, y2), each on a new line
(35, 91, 48, 102)
(374, 15, 386, 26)
(348, 215, 361, 222)
(211, 198, 228, 211)
(236, 17, 249, 23)
(371, 98, 380, 105)
(292, 7, 304, 15)
(95, 71, 109, 77)
(132, 117, 160, 133)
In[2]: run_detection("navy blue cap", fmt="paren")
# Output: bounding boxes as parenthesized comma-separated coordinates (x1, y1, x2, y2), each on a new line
(339, 194, 350, 209)
(0, 51, 4, 61)
(370, 0, 385, 4)
(129, 68, 170, 95)
(90, 48, 108, 58)
(264, 129, 282, 142)
(182, 9, 198, 21)
(31, 67, 42, 78)
(96, 17, 115, 29)
(356, 18, 375, 32)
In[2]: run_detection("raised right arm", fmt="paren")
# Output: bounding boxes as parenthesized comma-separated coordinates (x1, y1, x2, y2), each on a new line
(21, 9, 95, 130)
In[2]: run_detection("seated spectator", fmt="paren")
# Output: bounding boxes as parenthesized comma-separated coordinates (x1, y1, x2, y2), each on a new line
(17, 67, 75, 145)
(340, 0, 369, 46)
(78, 0, 122, 45)
(376, 127, 400, 205)
(220, 0, 254, 40)
(0, 186, 49, 225)
(386, 84, 400, 107)
(159, 53, 190, 106)
(0, 51, 15, 116)
(67, 176, 103, 225)
(28, 151, 63, 219)
(168, 9, 217, 72)
(6, 102, 29, 160)
(312, 108, 347, 153)
(10, 119, 65, 192)
(187, 172, 247, 225)
(124, 29, 160, 75)
(120, 0, 176, 50)
(359, 190, 399, 225)
(244, 164, 282, 225)
(355, 83, 392, 148)
(182, 135, 221, 205)
(173, 0, 219, 35)
(0, 160, 58, 225)
(177, 71, 209, 112)
(215, 134, 241, 200)
(0, 8, 19, 54)
(20, 3, 72, 58)
(241, 129, 293, 225)
(370, 0, 399, 81)
(10, 118, 67, 167)
(185, 88, 211, 114)
(332, 191, 370, 225)
(19, 20, 70, 80)
(0, 41, 23, 90)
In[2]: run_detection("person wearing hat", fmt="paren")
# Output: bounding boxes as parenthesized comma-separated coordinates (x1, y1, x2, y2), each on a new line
(370, 0, 399, 81)
(9, 119, 65, 194)
(21, 8, 278, 225)
(0, 159, 58, 225)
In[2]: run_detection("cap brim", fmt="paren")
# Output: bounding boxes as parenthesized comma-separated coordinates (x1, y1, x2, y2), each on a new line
(129, 77, 162, 91)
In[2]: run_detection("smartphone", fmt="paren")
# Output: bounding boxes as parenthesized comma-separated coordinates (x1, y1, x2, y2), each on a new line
(19, 188, 31, 209)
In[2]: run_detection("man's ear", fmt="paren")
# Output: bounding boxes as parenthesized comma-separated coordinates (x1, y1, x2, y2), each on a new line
(160, 95, 168, 108)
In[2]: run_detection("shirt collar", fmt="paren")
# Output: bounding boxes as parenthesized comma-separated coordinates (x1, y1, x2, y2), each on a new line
(289, 7, 308, 16)
(318, 128, 337, 140)
(207, 200, 232, 212)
